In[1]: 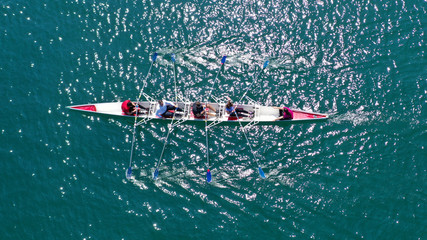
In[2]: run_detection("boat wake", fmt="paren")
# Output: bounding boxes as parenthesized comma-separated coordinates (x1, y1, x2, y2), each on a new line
(330, 110, 372, 126)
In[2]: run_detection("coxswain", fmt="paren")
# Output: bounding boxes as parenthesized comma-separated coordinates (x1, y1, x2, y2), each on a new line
(273, 106, 293, 121)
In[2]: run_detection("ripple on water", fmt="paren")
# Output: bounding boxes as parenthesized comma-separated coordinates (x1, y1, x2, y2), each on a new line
(1, 0, 423, 238)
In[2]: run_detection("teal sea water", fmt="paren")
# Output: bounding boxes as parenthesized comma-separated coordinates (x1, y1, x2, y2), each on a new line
(1, 0, 426, 239)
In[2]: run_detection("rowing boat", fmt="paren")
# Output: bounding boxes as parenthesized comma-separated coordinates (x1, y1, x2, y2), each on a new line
(67, 99, 328, 126)
(68, 53, 329, 181)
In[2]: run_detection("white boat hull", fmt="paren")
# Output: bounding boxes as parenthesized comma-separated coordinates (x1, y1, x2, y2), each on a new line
(67, 101, 328, 126)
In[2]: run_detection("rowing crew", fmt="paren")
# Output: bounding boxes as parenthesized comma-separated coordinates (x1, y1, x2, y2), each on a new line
(121, 99, 294, 121)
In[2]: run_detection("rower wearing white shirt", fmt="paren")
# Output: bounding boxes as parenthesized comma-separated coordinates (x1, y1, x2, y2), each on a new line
(155, 100, 183, 118)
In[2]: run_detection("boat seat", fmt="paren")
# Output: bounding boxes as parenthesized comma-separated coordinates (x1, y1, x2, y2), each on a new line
(227, 116, 243, 121)
(161, 110, 175, 118)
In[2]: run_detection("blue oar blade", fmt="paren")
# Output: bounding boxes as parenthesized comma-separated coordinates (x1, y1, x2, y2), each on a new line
(153, 168, 159, 180)
(263, 60, 269, 69)
(221, 56, 227, 64)
(152, 52, 158, 62)
(126, 167, 132, 179)
(207, 169, 212, 182)
(171, 53, 176, 62)
(258, 167, 266, 179)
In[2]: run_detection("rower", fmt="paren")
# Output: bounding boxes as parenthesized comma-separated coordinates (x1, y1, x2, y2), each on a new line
(192, 101, 217, 118)
(155, 100, 183, 118)
(273, 106, 294, 121)
(121, 100, 149, 115)
(225, 96, 253, 119)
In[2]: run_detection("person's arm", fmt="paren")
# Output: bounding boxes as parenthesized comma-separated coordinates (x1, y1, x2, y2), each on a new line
(155, 105, 163, 118)
(227, 107, 236, 114)
(165, 100, 177, 108)
(201, 104, 207, 114)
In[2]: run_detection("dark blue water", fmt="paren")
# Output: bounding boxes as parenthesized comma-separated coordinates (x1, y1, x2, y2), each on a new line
(1, 0, 426, 239)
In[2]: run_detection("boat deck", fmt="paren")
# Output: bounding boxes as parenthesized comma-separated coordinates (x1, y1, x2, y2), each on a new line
(68, 101, 328, 125)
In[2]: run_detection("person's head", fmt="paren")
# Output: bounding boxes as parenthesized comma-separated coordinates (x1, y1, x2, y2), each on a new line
(126, 101, 135, 112)
(283, 107, 289, 114)
(195, 101, 201, 107)
(158, 100, 163, 106)
(226, 100, 233, 108)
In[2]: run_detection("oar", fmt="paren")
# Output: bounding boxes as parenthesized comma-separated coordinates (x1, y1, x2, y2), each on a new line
(233, 110, 266, 179)
(206, 127, 212, 182)
(232, 59, 269, 179)
(153, 124, 173, 180)
(205, 55, 227, 182)
(126, 52, 157, 179)
(153, 53, 179, 180)
(238, 59, 269, 103)
(205, 56, 226, 100)
(172, 53, 177, 103)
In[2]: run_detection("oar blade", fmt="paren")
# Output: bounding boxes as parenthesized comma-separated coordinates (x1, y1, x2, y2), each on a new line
(263, 60, 269, 69)
(207, 169, 212, 182)
(171, 53, 176, 62)
(152, 52, 158, 62)
(258, 167, 266, 179)
(126, 167, 132, 179)
(221, 56, 227, 64)
(153, 168, 159, 180)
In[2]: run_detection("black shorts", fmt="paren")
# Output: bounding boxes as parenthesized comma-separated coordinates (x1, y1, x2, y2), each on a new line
(279, 109, 292, 120)
(193, 105, 205, 118)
